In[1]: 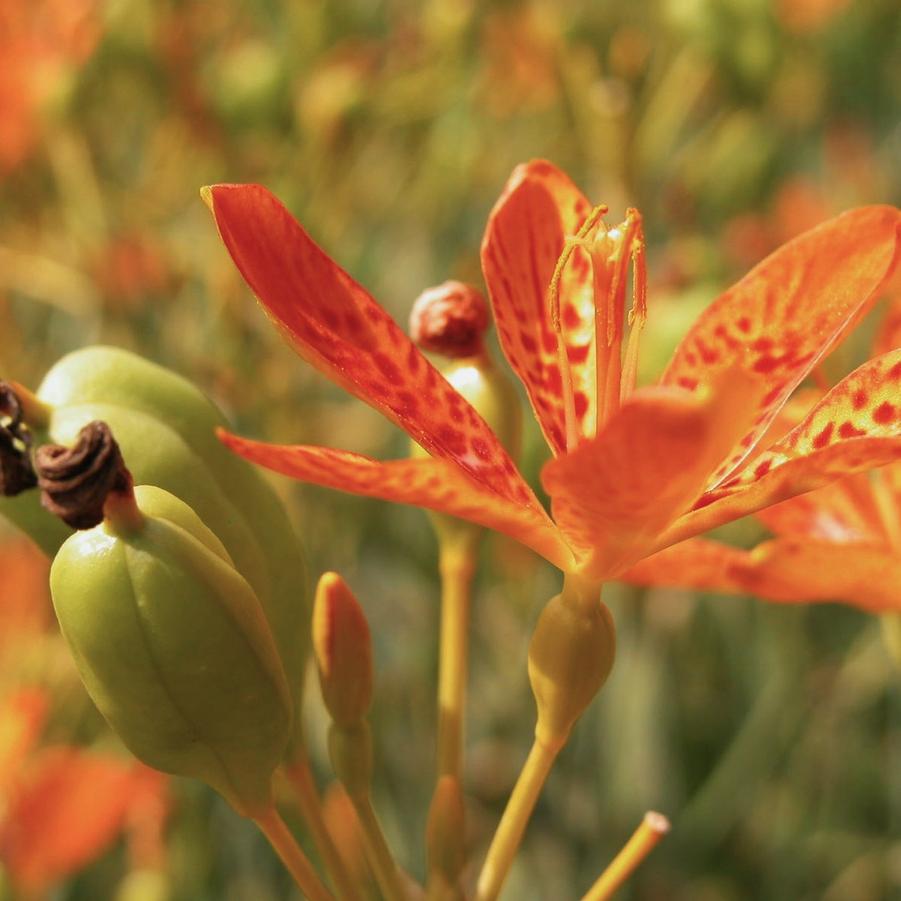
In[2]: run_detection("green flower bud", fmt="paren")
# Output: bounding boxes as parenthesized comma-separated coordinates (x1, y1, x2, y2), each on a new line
(50, 485, 292, 817)
(528, 587, 616, 747)
(313, 572, 373, 728)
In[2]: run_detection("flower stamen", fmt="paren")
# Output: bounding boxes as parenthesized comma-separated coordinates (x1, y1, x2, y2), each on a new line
(548, 204, 607, 452)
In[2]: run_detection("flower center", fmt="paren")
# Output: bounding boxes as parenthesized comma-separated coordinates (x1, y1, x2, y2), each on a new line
(549, 206, 647, 450)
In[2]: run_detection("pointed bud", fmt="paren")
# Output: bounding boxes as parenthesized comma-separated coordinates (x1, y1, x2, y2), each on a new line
(427, 775, 466, 889)
(409, 281, 490, 359)
(313, 573, 373, 727)
(528, 587, 616, 747)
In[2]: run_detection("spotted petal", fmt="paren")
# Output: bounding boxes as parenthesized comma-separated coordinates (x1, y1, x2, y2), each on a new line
(218, 432, 575, 571)
(481, 160, 597, 455)
(541, 369, 762, 580)
(206, 184, 530, 507)
(663, 205, 901, 487)
(657, 349, 901, 550)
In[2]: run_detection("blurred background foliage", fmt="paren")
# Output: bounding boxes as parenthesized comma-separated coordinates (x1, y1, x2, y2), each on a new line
(1, 0, 900, 898)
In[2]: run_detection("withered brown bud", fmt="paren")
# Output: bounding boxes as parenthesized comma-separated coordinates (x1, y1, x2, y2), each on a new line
(34, 421, 132, 529)
(409, 280, 490, 358)
(0, 381, 37, 496)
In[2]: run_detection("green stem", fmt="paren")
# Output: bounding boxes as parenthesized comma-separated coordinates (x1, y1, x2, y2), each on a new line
(436, 542, 476, 780)
(254, 807, 335, 901)
(351, 796, 407, 901)
(283, 759, 364, 901)
(475, 736, 563, 901)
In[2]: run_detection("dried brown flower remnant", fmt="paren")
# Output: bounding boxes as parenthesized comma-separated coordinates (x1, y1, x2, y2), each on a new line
(409, 281, 489, 358)
(34, 421, 131, 529)
(0, 381, 37, 496)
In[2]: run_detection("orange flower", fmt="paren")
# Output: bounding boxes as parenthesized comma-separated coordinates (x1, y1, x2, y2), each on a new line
(0, 689, 169, 894)
(626, 294, 901, 614)
(204, 161, 901, 586)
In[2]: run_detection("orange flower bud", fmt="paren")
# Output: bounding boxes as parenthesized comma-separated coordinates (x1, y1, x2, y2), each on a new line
(313, 572, 373, 727)
(409, 281, 490, 358)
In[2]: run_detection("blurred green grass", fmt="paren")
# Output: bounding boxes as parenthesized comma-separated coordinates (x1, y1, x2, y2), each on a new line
(1, 0, 900, 898)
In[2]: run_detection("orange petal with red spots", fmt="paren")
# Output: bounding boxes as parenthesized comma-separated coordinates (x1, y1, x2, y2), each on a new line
(618, 539, 759, 595)
(481, 160, 597, 454)
(0, 749, 153, 893)
(219, 431, 575, 571)
(206, 184, 526, 506)
(664, 205, 901, 487)
(732, 538, 901, 613)
(541, 371, 761, 580)
(657, 349, 901, 549)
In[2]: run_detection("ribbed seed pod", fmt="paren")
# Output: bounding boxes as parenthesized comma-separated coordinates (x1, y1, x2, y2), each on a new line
(50, 485, 291, 817)
(0, 347, 310, 750)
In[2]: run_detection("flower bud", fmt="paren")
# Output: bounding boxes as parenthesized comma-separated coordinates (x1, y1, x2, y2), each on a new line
(50, 485, 292, 817)
(409, 281, 489, 359)
(409, 284, 521, 548)
(426, 775, 466, 888)
(313, 572, 373, 728)
(528, 589, 616, 747)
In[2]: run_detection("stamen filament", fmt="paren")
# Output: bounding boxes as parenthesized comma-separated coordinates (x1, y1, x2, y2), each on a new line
(580, 811, 670, 901)
(621, 215, 648, 401)
(548, 204, 607, 451)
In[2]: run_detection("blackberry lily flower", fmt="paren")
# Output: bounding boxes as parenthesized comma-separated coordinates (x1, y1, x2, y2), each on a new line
(625, 293, 901, 617)
(204, 161, 901, 588)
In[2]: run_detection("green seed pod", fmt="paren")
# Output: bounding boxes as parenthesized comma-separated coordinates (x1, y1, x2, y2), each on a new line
(1, 347, 310, 752)
(50, 485, 292, 817)
(528, 588, 616, 747)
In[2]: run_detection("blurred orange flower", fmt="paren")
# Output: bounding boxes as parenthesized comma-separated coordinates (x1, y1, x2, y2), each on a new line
(0, 0, 100, 173)
(205, 161, 901, 586)
(0, 538, 169, 892)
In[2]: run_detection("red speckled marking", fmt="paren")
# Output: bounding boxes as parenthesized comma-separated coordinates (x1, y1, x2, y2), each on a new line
(662, 205, 901, 488)
(659, 349, 901, 550)
(218, 432, 574, 570)
(209, 184, 532, 507)
(873, 401, 896, 424)
(481, 160, 598, 455)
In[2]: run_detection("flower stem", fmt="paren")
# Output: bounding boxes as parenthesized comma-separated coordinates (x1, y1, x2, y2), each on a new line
(254, 806, 335, 901)
(436, 541, 477, 780)
(475, 736, 563, 901)
(580, 812, 670, 901)
(351, 796, 407, 901)
(283, 758, 364, 901)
